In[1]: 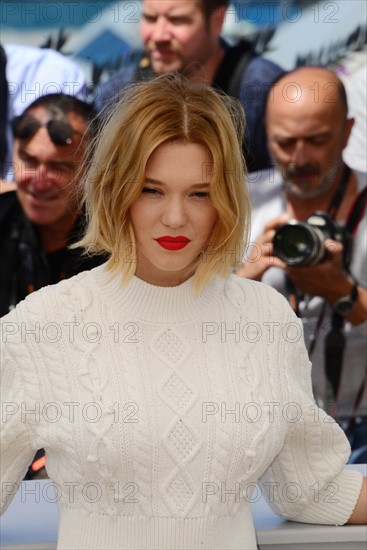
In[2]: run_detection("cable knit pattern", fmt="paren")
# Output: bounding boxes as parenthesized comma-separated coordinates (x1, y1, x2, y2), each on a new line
(0, 264, 363, 550)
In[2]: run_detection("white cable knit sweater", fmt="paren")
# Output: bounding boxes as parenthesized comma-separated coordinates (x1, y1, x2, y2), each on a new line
(0, 265, 362, 549)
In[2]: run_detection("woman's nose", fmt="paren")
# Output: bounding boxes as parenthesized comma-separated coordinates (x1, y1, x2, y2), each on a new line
(161, 198, 187, 229)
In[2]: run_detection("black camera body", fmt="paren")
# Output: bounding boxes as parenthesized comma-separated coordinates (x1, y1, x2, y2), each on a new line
(273, 211, 350, 267)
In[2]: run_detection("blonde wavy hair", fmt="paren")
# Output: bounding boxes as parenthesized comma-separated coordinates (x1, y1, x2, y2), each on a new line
(79, 74, 251, 292)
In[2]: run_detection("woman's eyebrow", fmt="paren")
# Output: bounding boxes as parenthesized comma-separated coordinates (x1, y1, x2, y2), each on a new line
(144, 177, 211, 188)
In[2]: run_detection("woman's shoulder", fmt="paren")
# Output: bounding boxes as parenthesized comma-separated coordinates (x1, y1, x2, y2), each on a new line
(225, 274, 292, 317)
(226, 273, 286, 299)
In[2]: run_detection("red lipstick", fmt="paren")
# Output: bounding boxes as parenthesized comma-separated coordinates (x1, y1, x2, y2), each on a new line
(155, 236, 191, 251)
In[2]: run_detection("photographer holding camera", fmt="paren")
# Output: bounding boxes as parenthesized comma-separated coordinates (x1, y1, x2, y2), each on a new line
(237, 67, 367, 460)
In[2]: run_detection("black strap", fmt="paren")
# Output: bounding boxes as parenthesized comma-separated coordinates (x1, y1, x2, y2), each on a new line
(323, 178, 367, 410)
(213, 39, 255, 97)
(326, 165, 351, 220)
(324, 312, 346, 399)
(285, 275, 302, 317)
(307, 301, 327, 357)
(345, 184, 367, 235)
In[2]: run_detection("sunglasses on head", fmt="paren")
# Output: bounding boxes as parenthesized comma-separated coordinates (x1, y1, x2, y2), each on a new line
(11, 113, 77, 146)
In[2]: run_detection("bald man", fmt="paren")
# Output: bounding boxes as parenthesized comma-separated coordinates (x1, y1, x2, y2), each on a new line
(238, 67, 367, 459)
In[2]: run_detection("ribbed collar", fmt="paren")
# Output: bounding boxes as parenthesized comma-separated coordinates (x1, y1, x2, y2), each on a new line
(91, 264, 226, 323)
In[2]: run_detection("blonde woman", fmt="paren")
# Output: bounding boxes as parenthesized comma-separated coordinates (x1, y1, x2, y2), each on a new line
(1, 75, 365, 550)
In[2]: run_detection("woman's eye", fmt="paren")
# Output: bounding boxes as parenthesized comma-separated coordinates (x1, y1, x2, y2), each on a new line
(141, 187, 161, 196)
(192, 192, 210, 200)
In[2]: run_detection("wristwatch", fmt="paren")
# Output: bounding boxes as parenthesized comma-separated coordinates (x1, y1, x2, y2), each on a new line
(331, 281, 358, 315)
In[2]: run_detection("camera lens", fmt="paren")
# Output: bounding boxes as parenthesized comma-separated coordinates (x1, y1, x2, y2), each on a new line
(273, 221, 325, 266)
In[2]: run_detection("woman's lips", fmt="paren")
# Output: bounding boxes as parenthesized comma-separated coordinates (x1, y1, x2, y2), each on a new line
(155, 236, 191, 251)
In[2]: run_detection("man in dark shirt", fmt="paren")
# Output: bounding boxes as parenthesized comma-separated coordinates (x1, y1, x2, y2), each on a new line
(0, 93, 106, 478)
(95, 0, 284, 172)
(0, 93, 104, 318)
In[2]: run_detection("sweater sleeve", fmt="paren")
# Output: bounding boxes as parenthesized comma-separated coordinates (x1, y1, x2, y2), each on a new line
(0, 313, 38, 515)
(258, 297, 363, 525)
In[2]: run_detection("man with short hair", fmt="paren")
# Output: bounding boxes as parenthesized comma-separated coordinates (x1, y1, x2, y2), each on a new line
(95, 0, 284, 172)
(238, 67, 367, 458)
(0, 93, 105, 478)
(0, 93, 105, 317)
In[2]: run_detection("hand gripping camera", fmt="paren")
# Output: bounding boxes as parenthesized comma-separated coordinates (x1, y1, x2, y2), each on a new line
(272, 212, 350, 267)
